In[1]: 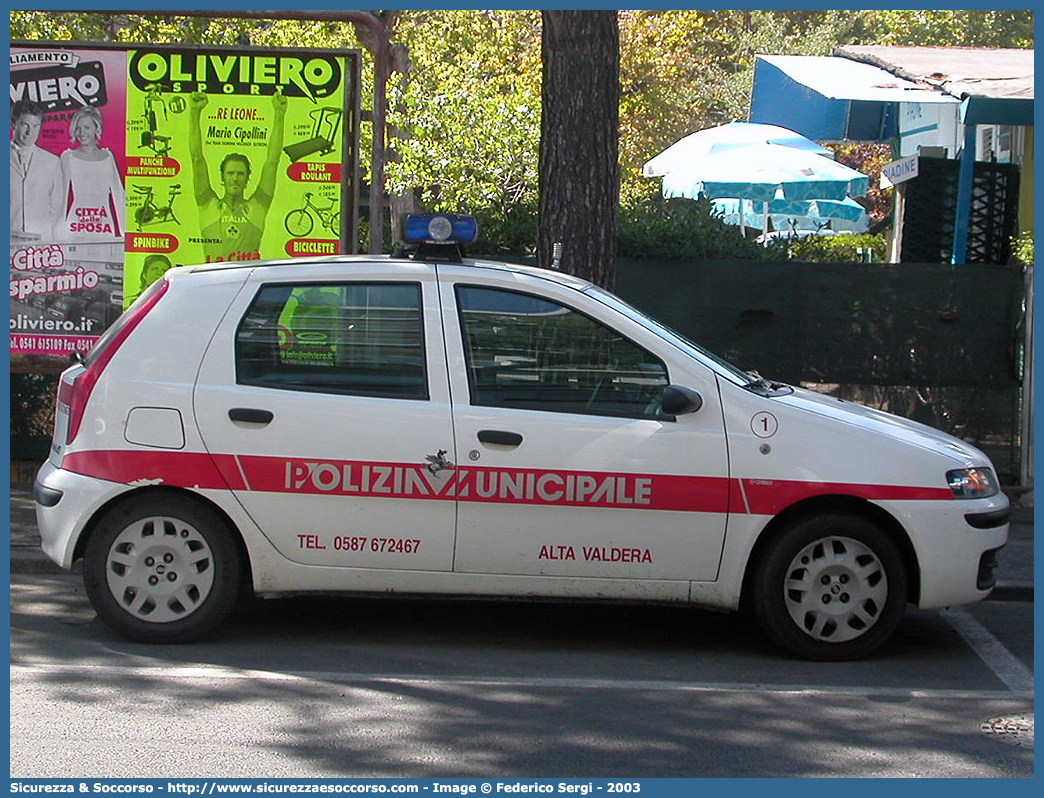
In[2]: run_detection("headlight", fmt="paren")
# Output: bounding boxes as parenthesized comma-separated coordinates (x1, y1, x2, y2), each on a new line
(947, 467, 999, 499)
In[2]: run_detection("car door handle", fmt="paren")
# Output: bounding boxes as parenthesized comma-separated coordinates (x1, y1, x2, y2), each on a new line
(478, 430, 523, 447)
(228, 408, 274, 425)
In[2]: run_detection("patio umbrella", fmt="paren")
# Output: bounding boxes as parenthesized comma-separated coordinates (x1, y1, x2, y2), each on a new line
(643, 121, 832, 178)
(807, 197, 869, 232)
(661, 143, 870, 203)
(712, 195, 869, 233)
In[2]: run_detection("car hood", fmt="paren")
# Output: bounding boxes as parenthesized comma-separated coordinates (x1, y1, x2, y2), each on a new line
(776, 385, 991, 467)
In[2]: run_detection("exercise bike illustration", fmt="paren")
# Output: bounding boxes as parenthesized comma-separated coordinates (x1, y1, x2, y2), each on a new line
(284, 192, 341, 238)
(134, 184, 181, 228)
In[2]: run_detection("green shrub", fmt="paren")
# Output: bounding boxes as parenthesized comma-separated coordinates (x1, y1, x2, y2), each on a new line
(786, 232, 889, 263)
(469, 202, 539, 259)
(617, 185, 776, 261)
(411, 184, 891, 264)
(1011, 231, 1033, 265)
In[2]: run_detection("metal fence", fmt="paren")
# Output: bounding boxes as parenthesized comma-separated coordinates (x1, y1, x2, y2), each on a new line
(616, 258, 1030, 486)
(9, 257, 1032, 488)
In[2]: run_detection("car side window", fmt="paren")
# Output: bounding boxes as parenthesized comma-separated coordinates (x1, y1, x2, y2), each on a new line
(236, 282, 427, 399)
(456, 285, 669, 418)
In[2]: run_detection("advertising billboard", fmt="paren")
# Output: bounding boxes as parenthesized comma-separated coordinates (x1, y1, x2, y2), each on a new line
(9, 41, 360, 366)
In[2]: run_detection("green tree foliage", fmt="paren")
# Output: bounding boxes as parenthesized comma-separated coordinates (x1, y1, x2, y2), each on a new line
(386, 12, 542, 213)
(11, 12, 273, 47)
(1011, 232, 1034, 265)
(382, 11, 543, 255)
(830, 142, 895, 229)
(618, 10, 740, 184)
(618, 10, 873, 183)
(10, 9, 1034, 262)
(866, 10, 1034, 49)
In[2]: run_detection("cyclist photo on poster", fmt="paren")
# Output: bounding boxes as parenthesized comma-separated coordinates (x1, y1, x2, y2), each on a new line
(125, 252, 174, 305)
(188, 89, 287, 263)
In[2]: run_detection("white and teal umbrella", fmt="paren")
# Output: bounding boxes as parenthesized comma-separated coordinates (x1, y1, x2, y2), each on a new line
(643, 121, 832, 178)
(712, 195, 869, 234)
(807, 197, 870, 232)
(661, 142, 869, 203)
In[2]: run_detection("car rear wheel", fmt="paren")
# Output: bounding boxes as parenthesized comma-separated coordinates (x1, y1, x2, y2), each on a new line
(83, 494, 242, 643)
(751, 512, 907, 661)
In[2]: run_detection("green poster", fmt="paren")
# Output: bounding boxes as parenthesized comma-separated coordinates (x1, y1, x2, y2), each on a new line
(123, 46, 354, 307)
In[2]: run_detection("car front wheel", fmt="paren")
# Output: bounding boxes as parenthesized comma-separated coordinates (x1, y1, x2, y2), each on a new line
(83, 493, 242, 643)
(751, 512, 908, 661)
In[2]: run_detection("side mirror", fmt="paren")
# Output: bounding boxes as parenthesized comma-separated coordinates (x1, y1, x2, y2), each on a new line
(661, 384, 703, 416)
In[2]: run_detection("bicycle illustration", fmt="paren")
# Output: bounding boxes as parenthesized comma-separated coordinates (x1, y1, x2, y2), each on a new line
(284, 193, 340, 238)
(134, 184, 181, 228)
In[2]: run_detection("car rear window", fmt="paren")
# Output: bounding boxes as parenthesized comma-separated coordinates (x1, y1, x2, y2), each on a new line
(235, 282, 428, 399)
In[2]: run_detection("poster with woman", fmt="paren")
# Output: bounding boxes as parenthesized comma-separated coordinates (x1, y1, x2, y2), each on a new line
(10, 41, 360, 363)
(9, 44, 128, 361)
(59, 105, 126, 242)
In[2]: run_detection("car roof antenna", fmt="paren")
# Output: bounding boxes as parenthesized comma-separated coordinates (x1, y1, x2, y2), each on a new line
(550, 241, 563, 270)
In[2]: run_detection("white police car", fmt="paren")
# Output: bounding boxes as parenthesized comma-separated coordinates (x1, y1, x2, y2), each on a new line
(34, 214, 1009, 660)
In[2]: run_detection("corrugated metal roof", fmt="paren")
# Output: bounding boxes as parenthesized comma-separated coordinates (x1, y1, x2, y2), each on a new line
(834, 45, 1034, 102)
(754, 54, 958, 104)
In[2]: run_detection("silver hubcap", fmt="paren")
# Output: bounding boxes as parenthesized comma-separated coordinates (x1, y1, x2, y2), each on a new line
(105, 516, 215, 624)
(784, 536, 888, 643)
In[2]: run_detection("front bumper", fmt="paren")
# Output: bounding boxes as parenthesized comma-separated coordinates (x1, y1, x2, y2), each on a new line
(878, 492, 1010, 609)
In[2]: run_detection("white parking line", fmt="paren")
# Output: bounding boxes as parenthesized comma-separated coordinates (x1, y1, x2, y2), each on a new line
(940, 607, 1034, 694)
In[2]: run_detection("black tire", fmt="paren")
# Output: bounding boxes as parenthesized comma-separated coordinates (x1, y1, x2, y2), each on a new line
(83, 493, 243, 643)
(750, 512, 907, 661)
(285, 208, 313, 237)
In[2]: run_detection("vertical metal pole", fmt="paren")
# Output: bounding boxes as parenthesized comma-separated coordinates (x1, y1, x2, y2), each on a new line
(1021, 264, 1034, 488)
(889, 183, 905, 263)
(368, 37, 388, 254)
(951, 124, 977, 264)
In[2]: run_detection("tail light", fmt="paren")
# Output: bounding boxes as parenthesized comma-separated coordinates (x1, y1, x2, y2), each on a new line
(60, 278, 170, 445)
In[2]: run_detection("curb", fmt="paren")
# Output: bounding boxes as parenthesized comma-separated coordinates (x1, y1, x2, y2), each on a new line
(9, 556, 66, 576)
(989, 582, 1034, 602)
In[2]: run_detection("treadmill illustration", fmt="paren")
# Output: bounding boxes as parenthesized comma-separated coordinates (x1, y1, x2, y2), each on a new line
(284, 107, 343, 163)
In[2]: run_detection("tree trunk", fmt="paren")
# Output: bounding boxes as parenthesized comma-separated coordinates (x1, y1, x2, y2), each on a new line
(538, 10, 619, 289)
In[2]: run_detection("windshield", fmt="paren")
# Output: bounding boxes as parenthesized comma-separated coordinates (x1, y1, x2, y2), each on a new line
(583, 285, 753, 386)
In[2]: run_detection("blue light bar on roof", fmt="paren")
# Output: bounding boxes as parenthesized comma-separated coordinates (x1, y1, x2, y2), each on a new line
(403, 214, 478, 245)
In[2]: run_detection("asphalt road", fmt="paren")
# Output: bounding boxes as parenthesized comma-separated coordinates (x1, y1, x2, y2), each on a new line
(9, 571, 1034, 779)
